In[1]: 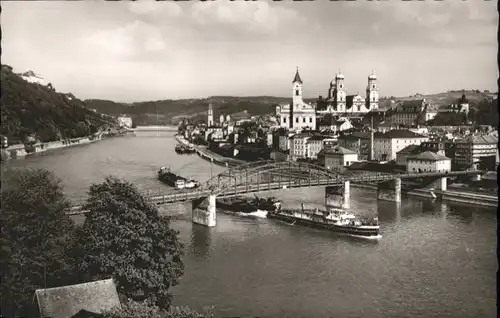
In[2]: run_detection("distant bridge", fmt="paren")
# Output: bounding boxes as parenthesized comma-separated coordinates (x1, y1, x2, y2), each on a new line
(68, 160, 484, 220)
(132, 125, 178, 132)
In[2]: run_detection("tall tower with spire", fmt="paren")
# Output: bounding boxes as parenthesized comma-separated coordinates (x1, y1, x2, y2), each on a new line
(366, 71, 379, 110)
(335, 71, 346, 112)
(207, 103, 214, 126)
(292, 67, 303, 109)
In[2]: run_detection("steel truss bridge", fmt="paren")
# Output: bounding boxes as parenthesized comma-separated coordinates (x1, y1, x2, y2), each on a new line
(69, 160, 483, 214)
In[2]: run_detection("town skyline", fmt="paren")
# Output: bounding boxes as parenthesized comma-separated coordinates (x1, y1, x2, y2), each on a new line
(3, 1, 497, 102)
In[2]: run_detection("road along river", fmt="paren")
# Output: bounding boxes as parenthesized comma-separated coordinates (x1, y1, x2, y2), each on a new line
(1, 131, 496, 318)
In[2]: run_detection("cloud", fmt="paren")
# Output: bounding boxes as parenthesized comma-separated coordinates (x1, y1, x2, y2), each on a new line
(127, 1, 183, 17)
(80, 21, 166, 61)
(191, 1, 305, 37)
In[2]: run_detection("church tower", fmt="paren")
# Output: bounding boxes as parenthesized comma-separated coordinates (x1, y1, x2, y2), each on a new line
(335, 72, 346, 112)
(207, 103, 214, 126)
(292, 67, 303, 109)
(366, 71, 379, 110)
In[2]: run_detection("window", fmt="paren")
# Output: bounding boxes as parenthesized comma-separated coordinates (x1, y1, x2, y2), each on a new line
(283, 117, 287, 123)
(303, 117, 306, 123)
(309, 117, 312, 123)
(296, 90, 299, 96)
(372, 85, 375, 89)
(295, 117, 299, 123)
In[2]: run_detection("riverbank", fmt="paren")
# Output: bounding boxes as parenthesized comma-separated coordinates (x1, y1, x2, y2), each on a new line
(175, 135, 244, 167)
(1, 130, 134, 162)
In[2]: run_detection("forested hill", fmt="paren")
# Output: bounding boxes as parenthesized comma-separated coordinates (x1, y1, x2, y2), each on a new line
(0, 64, 116, 144)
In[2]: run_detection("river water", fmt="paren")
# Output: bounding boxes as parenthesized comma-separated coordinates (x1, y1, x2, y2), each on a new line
(2, 132, 497, 318)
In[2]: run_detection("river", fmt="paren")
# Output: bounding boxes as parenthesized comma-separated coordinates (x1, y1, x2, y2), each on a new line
(2, 131, 497, 318)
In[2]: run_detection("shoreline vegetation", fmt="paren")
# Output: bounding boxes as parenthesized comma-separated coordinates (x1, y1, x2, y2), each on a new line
(1, 63, 123, 162)
(0, 168, 213, 317)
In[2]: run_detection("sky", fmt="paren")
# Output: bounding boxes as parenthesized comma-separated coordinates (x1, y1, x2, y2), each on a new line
(2, 0, 498, 102)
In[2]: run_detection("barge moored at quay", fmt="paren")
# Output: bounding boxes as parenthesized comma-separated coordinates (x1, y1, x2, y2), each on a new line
(175, 144, 196, 154)
(217, 196, 282, 214)
(268, 204, 380, 238)
(158, 166, 200, 189)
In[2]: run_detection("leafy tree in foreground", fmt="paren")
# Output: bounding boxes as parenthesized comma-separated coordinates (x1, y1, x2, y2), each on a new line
(104, 299, 213, 318)
(74, 177, 185, 309)
(0, 168, 76, 317)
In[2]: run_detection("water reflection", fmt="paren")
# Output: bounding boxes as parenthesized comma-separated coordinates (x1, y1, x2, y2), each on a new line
(190, 224, 213, 257)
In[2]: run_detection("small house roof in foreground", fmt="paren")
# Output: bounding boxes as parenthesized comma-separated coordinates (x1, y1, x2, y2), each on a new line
(407, 151, 450, 161)
(35, 278, 121, 318)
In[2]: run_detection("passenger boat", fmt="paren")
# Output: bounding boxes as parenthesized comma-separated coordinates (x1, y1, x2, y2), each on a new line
(267, 204, 379, 237)
(217, 196, 282, 215)
(157, 166, 200, 190)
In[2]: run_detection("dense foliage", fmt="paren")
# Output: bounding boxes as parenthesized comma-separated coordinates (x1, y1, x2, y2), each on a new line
(0, 169, 76, 317)
(104, 299, 213, 318)
(74, 177, 185, 309)
(0, 65, 113, 143)
(0, 169, 206, 316)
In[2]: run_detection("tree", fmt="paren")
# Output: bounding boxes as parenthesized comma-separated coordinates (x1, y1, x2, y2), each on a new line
(104, 299, 213, 318)
(74, 177, 184, 309)
(0, 168, 76, 317)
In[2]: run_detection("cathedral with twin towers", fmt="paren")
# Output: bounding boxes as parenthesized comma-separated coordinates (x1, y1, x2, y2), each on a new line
(276, 67, 380, 130)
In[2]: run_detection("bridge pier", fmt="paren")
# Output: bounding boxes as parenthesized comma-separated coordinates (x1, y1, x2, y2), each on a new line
(325, 181, 350, 210)
(377, 178, 401, 202)
(192, 194, 216, 227)
(433, 177, 447, 191)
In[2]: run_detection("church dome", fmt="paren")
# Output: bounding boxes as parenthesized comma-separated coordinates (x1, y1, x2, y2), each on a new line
(368, 73, 377, 80)
(336, 73, 344, 79)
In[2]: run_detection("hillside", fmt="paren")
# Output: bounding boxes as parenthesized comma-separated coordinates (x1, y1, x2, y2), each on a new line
(1, 65, 116, 144)
(85, 97, 317, 126)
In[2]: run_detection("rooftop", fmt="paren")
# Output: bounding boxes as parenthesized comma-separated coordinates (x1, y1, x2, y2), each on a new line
(35, 279, 121, 318)
(375, 129, 427, 139)
(323, 146, 357, 155)
(396, 144, 421, 155)
(407, 151, 450, 161)
(457, 135, 498, 144)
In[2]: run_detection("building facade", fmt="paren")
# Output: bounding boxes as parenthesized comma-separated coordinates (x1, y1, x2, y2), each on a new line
(316, 72, 379, 115)
(276, 68, 316, 131)
(337, 132, 371, 161)
(290, 133, 312, 160)
(324, 146, 358, 170)
(373, 130, 429, 162)
(388, 99, 437, 126)
(406, 151, 451, 173)
(454, 135, 498, 169)
(306, 136, 326, 159)
(117, 116, 133, 128)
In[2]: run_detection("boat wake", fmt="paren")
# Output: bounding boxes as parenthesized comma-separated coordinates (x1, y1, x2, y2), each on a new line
(236, 209, 268, 219)
(350, 234, 383, 240)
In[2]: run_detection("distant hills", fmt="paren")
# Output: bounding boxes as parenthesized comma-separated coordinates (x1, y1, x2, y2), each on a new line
(86, 89, 496, 126)
(0, 65, 116, 144)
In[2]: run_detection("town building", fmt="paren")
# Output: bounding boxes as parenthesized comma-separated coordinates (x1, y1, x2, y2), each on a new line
(395, 144, 421, 166)
(440, 93, 470, 114)
(290, 132, 313, 160)
(406, 151, 451, 173)
(276, 68, 316, 131)
(316, 72, 379, 115)
(117, 115, 133, 128)
(306, 135, 327, 159)
(453, 135, 498, 169)
(278, 133, 295, 152)
(323, 146, 358, 170)
(337, 132, 371, 161)
(318, 117, 353, 133)
(387, 99, 437, 126)
(373, 130, 429, 162)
